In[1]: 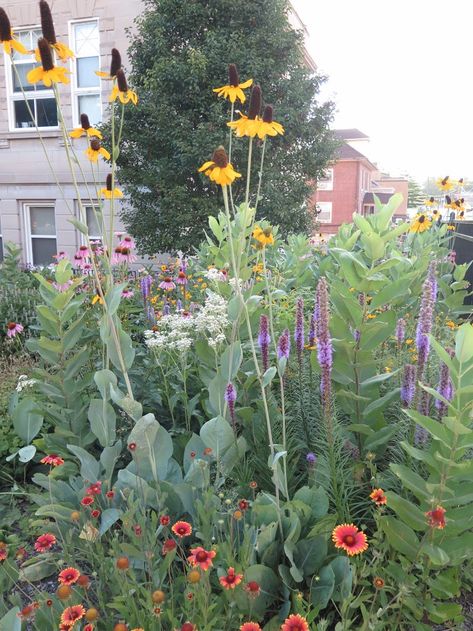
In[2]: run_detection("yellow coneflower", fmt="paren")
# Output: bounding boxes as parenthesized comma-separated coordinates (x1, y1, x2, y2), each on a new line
(255, 105, 284, 140)
(198, 146, 241, 186)
(436, 176, 454, 191)
(457, 177, 465, 187)
(37, 1, 74, 62)
(410, 213, 432, 233)
(213, 64, 253, 104)
(70, 114, 102, 139)
(100, 174, 123, 199)
(92, 291, 104, 305)
(0, 8, 28, 55)
(445, 195, 456, 210)
(96, 48, 122, 80)
(85, 138, 111, 163)
(27, 37, 69, 86)
(431, 209, 439, 219)
(227, 84, 262, 138)
(253, 225, 274, 246)
(425, 196, 435, 207)
(457, 210, 465, 220)
(110, 69, 138, 105)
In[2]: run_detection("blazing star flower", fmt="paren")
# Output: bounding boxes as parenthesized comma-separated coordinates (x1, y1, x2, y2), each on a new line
(140, 275, 153, 300)
(110, 68, 138, 105)
(369, 488, 387, 506)
(219, 567, 243, 589)
(225, 382, 237, 428)
(410, 213, 432, 234)
(227, 84, 262, 137)
(96, 47, 122, 79)
(258, 315, 271, 372)
(316, 278, 333, 414)
(426, 505, 446, 529)
(213, 64, 253, 103)
(40, 454, 64, 467)
(415, 271, 435, 380)
(27, 37, 69, 86)
(401, 364, 416, 408)
(187, 546, 216, 571)
(0, 8, 28, 55)
(198, 146, 241, 186)
(58, 567, 81, 585)
(38, 1, 74, 61)
(281, 614, 309, 631)
(171, 521, 192, 538)
(60, 604, 86, 627)
(100, 173, 123, 199)
(253, 225, 274, 246)
(255, 105, 284, 140)
(435, 348, 454, 416)
(294, 297, 305, 366)
(85, 138, 111, 163)
(34, 533, 56, 553)
(6, 322, 24, 338)
(240, 623, 262, 631)
(395, 318, 406, 345)
(277, 328, 291, 360)
(436, 176, 454, 191)
(306, 452, 317, 465)
(332, 524, 368, 556)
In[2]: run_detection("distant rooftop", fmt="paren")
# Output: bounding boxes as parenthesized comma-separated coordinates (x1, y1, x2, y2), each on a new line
(334, 129, 369, 141)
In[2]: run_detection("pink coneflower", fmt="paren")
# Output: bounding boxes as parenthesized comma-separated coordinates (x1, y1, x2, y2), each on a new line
(53, 251, 68, 260)
(121, 288, 134, 298)
(118, 235, 135, 249)
(6, 322, 24, 338)
(76, 245, 91, 259)
(176, 269, 188, 285)
(159, 277, 176, 291)
(53, 280, 73, 292)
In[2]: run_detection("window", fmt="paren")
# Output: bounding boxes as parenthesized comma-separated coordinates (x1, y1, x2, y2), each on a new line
(79, 204, 103, 241)
(318, 168, 334, 191)
(70, 20, 101, 126)
(6, 29, 58, 130)
(316, 202, 332, 223)
(25, 205, 57, 266)
(363, 204, 375, 216)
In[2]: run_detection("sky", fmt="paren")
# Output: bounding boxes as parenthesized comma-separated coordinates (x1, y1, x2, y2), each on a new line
(291, 0, 472, 183)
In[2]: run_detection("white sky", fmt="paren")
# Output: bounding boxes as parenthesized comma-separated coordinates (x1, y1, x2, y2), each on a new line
(291, 0, 473, 183)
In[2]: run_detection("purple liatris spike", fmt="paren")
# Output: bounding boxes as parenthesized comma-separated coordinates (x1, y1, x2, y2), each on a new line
(428, 261, 438, 302)
(419, 387, 431, 417)
(277, 329, 290, 360)
(258, 315, 271, 372)
(316, 278, 333, 414)
(163, 302, 171, 316)
(140, 274, 152, 301)
(306, 452, 317, 465)
(352, 328, 360, 344)
(225, 382, 237, 429)
(415, 273, 435, 376)
(401, 364, 416, 407)
(395, 318, 406, 345)
(435, 348, 454, 417)
(414, 423, 429, 447)
(294, 297, 304, 365)
(177, 299, 182, 311)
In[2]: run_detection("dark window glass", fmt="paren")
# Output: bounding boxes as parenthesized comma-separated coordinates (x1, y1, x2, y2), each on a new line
(37, 99, 58, 127)
(32, 238, 57, 265)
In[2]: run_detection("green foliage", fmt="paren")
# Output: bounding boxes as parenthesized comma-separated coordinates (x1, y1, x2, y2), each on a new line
(114, 0, 336, 253)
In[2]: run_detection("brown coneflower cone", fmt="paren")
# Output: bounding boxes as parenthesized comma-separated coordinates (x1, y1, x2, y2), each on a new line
(80, 113, 91, 130)
(116, 68, 128, 92)
(212, 146, 229, 168)
(228, 63, 239, 87)
(262, 105, 273, 124)
(106, 173, 113, 190)
(247, 84, 262, 120)
(39, 0, 57, 44)
(38, 37, 54, 71)
(0, 8, 12, 41)
(110, 48, 122, 77)
(90, 138, 101, 151)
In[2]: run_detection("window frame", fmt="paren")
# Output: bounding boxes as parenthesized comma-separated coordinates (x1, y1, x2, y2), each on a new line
(69, 17, 102, 128)
(23, 202, 57, 266)
(317, 168, 334, 192)
(316, 201, 333, 224)
(78, 202, 103, 243)
(4, 26, 60, 133)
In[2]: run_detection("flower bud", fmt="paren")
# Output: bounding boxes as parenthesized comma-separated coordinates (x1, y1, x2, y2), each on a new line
(228, 63, 239, 87)
(39, 1, 57, 44)
(247, 84, 262, 120)
(110, 48, 122, 77)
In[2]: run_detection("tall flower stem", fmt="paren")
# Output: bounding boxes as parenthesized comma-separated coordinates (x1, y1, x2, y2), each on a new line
(254, 138, 267, 214)
(245, 137, 253, 208)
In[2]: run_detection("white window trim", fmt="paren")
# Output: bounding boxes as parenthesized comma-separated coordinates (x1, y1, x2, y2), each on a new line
(4, 26, 59, 133)
(318, 168, 334, 191)
(317, 201, 332, 224)
(23, 202, 57, 265)
(78, 202, 103, 243)
(68, 17, 102, 128)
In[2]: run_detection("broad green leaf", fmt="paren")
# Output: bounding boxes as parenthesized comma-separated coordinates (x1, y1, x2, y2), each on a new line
(99, 508, 122, 535)
(200, 415, 234, 455)
(379, 516, 419, 560)
(422, 544, 450, 566)
(310, 565, 335, 611)
(455, 323, 473, 363)
(294, 537, 327, 576)
(94, 369, 118, 400)
(12, 398, 43, 443)
(67, 444, 100, 481)
(390, 464, 429, 500)
(87, 399, 117, 447)
(362, 388, 400, 417)
(385, 492, 426, 530)
(403, 409, 450, 446)
(0, 608, 21, 631)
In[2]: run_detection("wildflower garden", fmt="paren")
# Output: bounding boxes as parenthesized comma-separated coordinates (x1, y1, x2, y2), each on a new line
(1, 3, 473, 630)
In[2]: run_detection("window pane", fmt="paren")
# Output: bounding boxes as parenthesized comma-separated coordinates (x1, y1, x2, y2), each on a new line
(78, 94, 101, 125)
(14, 100, 35, 128)
(30, 207, 56, 236)
(12, 63, 36, 92)
(32, 238, 57, 266)
(37, 98, 58, 127)
(74, 22, 99, 57)
(86, 207, 102, 237)
(77, 56, 100, 88)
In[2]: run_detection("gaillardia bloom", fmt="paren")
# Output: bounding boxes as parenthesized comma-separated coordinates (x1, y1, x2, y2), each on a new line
(110, 69, 138, 105)
(240, 624, 262, 631)
(100, 174, 123, 199)
(0, 8, 28, 55)
(410, 213, 432, 234)
(426, 505, 446, 529)
(86, 138, 111, 163)
(369, 488, 387, 506)
(253, 225, 274, 246)
(58, 567, 81, 585)
(213, 64, 253, 103)
(187, 546, 216, 571)
(96, 47, 122, 79)
(40, 454, 64, 467)
(219, 567, 243, 589)
(34, 533, 56, 552)
(70, 113, 102, 139)
(27, 37, 69, 87)
(171, 520, 192, 538)
(227, 84, 262, 137)
(60, 604, 86, 626)
(199, 146, 241, 186)
(332, 524, 368, 556)
(255, 105, 284, 140)
(436, 175, 454, 191)
(281, 614, 309, 631)
(38, 1, 74, 61)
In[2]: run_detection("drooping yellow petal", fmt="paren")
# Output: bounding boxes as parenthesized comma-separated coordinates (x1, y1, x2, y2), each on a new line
(26, 66, 44, 85)
(239, 78, 253, 89)
(85, 147, 99, 162)
(69, 128, 84, 138)
(53, 41, 75, 61)
(11, 38, 28, 55)
(86, 128, 103, 139)
(99, 147, 111, 160)
(198, 161, 215, 172)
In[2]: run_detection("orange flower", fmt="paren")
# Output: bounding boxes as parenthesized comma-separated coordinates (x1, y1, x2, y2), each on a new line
(34, 533, 56, 552)
(373, 576, 385, 589)
(241, 624, 262, 631)
(187, 546, 216, 571)
(60, 604, 86, 626)
(40, 454, 64, 466)
(425, 505, 446, 529)
(171, 520, 192, 538)
(281, 614, 309, 631)
(244, 581, 261, 598)
(332, 524, 368, 556)
(369, 488, 387, 506)
(219, 567, 243, 589)
(58, 567, 81, 585)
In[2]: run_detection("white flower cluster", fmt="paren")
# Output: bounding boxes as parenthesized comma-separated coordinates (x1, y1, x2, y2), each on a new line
(16, 374, 36, 392)
(144, 291, 229, 352)
(204, 267, 226, 282)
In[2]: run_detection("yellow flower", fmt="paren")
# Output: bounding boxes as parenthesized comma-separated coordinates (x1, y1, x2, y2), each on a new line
(100, 174, 123, 199)
(201, 283, 207, 290)
(110, 69, 138, 105)
(34, 42, 74, 63)
(38, 0, 74, 61)
(85, 139, 111, 163)
(410, 213, 431, 234)
(254, 105, 284, 140)
(96, 48, 122, 80)
(227, 84, 262, 138)
(425, 196, 436, 207)
(0, 9, 29, 55)
(436, 176, 454, 191)
(446, 320, 456, 329)
(367, 313, 377, 319)
(92, 292, 104, 305)
(198, 146, 241, 187)
(253, 225, 274, 246)
(252, 263, 264, 274)
(27, 38, 69, 87)
(384, 367, 392, 373)
(406, 338, 413, 345)
(447, 224, 456, 232)
(213, 64, 253, 103)
(70, 114, 102, 139)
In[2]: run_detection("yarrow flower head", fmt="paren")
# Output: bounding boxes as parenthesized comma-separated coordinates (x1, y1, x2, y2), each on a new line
(199, 146, 241, 186)
(332, 523, 368, 556)
(213, 64, 253, 103)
